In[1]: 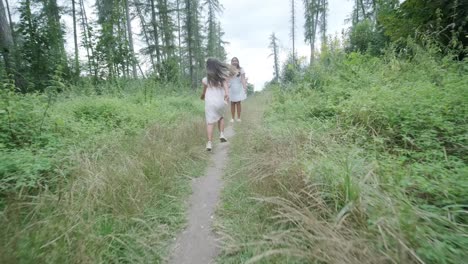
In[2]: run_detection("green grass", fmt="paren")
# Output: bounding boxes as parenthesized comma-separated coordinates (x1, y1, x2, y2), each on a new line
(217, 94, 309, 264)
(0, 83, 210, 263)
(216, 44, 467, 264)
(217, 94, 383, 264)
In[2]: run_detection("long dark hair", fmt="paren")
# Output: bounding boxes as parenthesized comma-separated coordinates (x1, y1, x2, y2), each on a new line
(206, 58, 237, 87)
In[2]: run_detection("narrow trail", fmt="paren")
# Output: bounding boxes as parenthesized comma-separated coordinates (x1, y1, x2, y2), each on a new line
(168, 125, 234, 264)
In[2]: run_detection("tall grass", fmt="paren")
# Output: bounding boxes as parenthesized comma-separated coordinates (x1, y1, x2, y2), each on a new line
(217, 43, 467, 264)
(0, 81, 208, 263)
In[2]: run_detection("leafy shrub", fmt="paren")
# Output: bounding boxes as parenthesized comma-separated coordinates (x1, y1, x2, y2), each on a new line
(0, 149, 54, 193)
(0, 89, 56, 148)
(265, 44, 468, 263)
(0, 84, 204, 195)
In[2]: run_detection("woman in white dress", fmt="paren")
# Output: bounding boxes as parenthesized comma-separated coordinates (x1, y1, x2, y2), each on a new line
(200, 58, 237, 151)
(229, 57, 247, 122)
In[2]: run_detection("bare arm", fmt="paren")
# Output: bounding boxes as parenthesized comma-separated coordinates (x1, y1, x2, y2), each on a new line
(241, 73, 247, 92)
(223, 81, 230, 101)
(201, 82, 207, 100)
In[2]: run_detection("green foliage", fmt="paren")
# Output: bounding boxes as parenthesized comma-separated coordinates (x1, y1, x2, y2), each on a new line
(345, 0, 467, 59)
(347, 19, 386, 55)
(265, 44, 468, 263)
(94, 0, 133, 79)
(15, 0, 69, 92)
(303, 0, 328, 62)
(246, 83, 255, 96)
(378, 0, 468, 56)
(0, 149, 53, 193)
(4, 0, 230, 93)
(280, 54, 302, 84)
(0, 81, 204, 195)
(0, 96, 207, 263)
(0, 89, 55, 148)
(383, 0, 467, 40)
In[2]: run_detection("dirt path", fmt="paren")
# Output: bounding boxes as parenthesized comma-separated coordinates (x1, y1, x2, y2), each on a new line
(168, 125, 234, 264)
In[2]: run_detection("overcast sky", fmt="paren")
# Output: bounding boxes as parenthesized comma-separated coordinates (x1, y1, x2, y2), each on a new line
(220, 0, 353, 90)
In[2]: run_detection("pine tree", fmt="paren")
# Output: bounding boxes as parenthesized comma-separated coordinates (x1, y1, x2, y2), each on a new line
(303, 0, 327, 63)
(43, 0, 68, 71)
(15, 0, 68, 91)
(192, 0, 204, 83)
(319, 0, 328, 44)
(215, 22, 227, 60)
(183, 0, 204, 88)
(204, 0, 222, 57)
(95, 0, 132, 79)
(269, 33, 280, 83)
(290, 0, 296, 64)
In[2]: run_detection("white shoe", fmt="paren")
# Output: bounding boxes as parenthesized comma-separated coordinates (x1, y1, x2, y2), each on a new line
(230, 119, 235, 123)
(220, 133, 227, 143)
(236, 119, 242, 122)
(206, 141, 212, 151)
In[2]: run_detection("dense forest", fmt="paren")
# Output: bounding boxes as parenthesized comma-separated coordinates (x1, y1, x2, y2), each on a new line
(1, 0, 467, 263)
(0, 0, 229, 91)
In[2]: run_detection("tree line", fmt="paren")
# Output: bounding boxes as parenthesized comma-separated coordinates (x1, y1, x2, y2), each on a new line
(269, 0, 467, 83)
(0, 0, 228, 92)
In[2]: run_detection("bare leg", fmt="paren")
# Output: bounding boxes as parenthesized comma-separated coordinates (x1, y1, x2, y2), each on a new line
(237, 102, 242, 119)
(207, 123, 214, 142)
(230, 102, 236, 120)
(219, 117, 225, 133)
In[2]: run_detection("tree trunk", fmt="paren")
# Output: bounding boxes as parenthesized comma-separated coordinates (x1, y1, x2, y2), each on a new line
(192, 5, 203, 84)
(0, 0, 14, 75)
(185, 0, 194, 88)
(125, 0, 138, 78)
(359, 0, 367, 19)
(354, 0, 359, 24)
(320, 0, 327, 43)
(5, 0, 15, 47)
(291, 0, 296, 63)
(176, 0, 183, 74)
(79, 0, 92, 76)
(371, 0, 377, 20)
(72, 0, 80, 78)
(151, 0, 161, 72)
(310, 5, 320, 64)
(274, 39, 279, 82)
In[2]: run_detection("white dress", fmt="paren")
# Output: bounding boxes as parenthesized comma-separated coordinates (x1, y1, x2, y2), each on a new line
(203, 77, 226, 124)
(229, 68, 246, 102)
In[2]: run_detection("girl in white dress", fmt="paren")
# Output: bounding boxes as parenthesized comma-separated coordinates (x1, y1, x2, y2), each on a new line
(229, 57, 247, 122)
(200, 58, 237, 151)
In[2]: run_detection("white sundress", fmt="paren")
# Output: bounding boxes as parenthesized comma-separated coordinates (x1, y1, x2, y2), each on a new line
(229, 68, 247, 102)
(203, 77, 226, 124)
